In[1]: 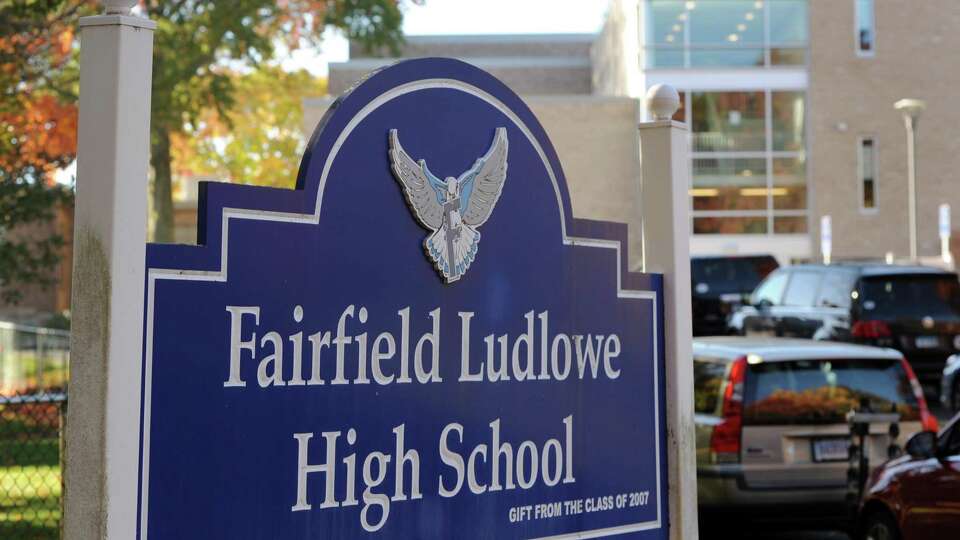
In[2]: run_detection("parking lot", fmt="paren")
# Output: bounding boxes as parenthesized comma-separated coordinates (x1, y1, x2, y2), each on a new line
(699, 401, 956, 539)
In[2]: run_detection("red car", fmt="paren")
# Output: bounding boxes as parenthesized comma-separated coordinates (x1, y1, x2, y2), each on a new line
(860, 412, 960, 539)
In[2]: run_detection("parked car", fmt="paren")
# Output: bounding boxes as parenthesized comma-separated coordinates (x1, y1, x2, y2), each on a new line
(694, 337, 937, 528)
(729, 263, 960, 393)
(691, 255, 778, 336)
(941, 354, 960, 412)
(859, 411, 960, 539)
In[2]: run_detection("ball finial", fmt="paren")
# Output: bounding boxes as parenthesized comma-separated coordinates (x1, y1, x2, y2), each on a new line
(103, 0, 137, 15)
(646, 84, 680, 121)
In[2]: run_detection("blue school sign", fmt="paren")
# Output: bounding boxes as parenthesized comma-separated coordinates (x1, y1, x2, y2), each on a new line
(139, 59, 667, 539)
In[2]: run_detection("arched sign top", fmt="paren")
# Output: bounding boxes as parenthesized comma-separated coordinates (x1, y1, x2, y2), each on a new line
(297, 59, 574, 238)
(148, 58, 656, 295)
(139, 58, 666, 539)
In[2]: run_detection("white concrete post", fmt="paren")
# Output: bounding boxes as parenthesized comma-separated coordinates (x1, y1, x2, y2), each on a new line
(638, 84, 699, 540)
(65, 1, 154, 538)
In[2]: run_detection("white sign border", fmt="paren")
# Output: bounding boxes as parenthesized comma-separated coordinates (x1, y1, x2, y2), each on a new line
(139, 79, 663, 539)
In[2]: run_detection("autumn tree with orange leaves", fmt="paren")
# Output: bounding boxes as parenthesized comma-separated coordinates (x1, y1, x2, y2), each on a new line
(1, 0, 415, 303)
(0, 1, 89, 303)
(171, 66, 327, 190)
(143, 0, 414, 242)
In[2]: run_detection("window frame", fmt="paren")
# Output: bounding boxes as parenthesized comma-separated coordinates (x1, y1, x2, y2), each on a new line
(854, 0, 876, 58)
(858, 135, 879, 214)
(685, 88, 810, 236)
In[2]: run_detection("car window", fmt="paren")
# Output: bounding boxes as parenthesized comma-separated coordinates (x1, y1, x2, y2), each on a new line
(742, 358, 919, 425)
(693, 358, 727, 415)
(692, 257, 779, 293)
(859, 274, 960, 318)
(782, 271, 821, 307)
(816, 270, 857, 309)
(752, 270, 788, 306)
(943, 423, 960, 456)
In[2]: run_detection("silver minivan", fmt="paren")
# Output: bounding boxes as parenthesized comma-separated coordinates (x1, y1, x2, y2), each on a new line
(694, 337, 938, 527)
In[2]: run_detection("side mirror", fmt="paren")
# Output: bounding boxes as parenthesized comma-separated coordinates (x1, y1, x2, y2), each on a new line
(905, 431, 937, 459)
(755, 298, 772, 311)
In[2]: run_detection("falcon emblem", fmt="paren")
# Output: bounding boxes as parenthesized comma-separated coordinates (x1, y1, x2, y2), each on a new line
(389, 128, 509, 283)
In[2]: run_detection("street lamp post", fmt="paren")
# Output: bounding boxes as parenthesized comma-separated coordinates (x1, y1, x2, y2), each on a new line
(894, 98, 926, 261)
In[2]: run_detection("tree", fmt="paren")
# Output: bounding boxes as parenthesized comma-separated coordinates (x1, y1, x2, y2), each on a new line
(170, 67, 326, 189)
(0, 0, 411, 301)
(0, 1, 86, 303)
(143, 0, 411, 242)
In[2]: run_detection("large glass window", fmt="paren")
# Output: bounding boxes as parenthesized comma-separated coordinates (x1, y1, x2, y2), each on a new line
(772, 91, 805, 151)
(688, 90, 808, 235)
(645, 0, 809, 69)
(772, 157, 806, 210)
(692, 158, 766, 211)
(769, 0, 808, 65)
(692, 92, 766, 152)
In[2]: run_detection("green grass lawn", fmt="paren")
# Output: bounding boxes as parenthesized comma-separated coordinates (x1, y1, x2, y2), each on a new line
(0, 463, 60, 539)
(0, 416, 61, 539)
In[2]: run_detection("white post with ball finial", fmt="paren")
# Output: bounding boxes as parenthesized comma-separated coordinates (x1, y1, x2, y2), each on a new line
(638, 84, 700, 540)
(65, 1, 154, 539)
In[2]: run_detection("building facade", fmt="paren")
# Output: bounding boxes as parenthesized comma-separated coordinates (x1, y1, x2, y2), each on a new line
(627, 0, 959, 263)
(622, 0, 811, 262)
(808, 0, 960, 261)
(310, 0, 960, 265)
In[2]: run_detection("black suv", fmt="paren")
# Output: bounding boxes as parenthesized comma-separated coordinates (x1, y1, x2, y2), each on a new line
(691, 255, 778, 336)
(728, 263, 960, 392)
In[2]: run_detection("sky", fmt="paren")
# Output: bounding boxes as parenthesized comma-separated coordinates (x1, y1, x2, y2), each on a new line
(282, 0, 612, 76)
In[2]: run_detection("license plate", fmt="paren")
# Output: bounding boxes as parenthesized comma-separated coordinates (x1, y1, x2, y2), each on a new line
(916, 335, 940, 349)
(812, 438, 849, 462)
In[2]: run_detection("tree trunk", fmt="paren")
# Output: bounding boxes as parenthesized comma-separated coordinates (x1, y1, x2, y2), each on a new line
(151, 128, 174, 243)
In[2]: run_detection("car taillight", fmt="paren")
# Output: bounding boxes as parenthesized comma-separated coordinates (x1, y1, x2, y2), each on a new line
(851, 320, 892, 339)
(711, 356, 746, 463)
(899, 358, 939, 433)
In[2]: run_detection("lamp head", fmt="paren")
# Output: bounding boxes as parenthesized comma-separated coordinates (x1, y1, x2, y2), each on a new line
(894, 98, 927, 118)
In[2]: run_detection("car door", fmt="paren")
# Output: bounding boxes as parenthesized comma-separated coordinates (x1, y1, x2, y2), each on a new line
(901, 421, 960, 538)
(777, 270, 822, 338)
(742, 270, 788, 336)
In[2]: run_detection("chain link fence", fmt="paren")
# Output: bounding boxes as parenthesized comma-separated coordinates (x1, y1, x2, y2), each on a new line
(0, 322, 69, 539)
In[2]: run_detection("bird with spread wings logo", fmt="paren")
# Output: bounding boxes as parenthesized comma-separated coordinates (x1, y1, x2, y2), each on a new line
(388, 128, 509, 283)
